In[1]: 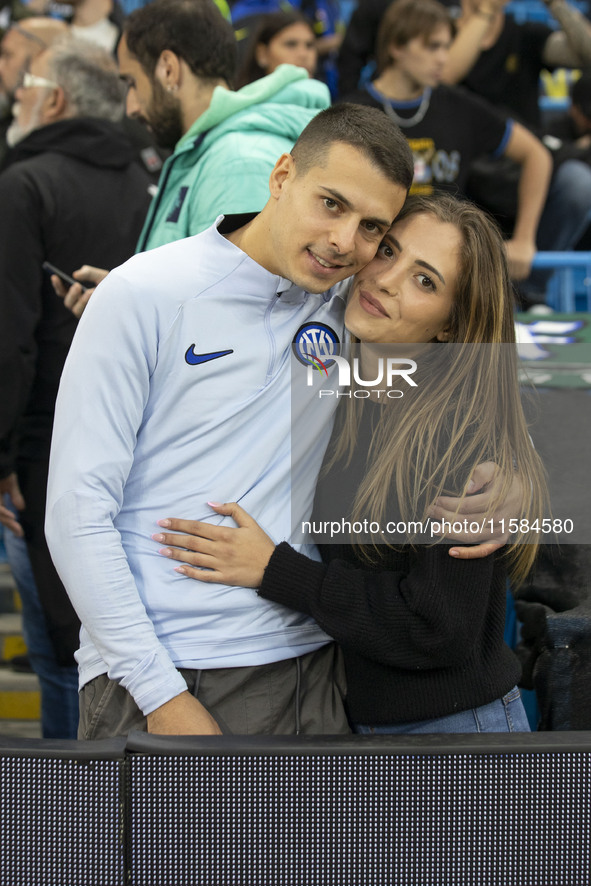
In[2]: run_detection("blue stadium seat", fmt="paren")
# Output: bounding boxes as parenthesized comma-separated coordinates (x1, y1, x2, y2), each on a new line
(531, 252, 591, 311)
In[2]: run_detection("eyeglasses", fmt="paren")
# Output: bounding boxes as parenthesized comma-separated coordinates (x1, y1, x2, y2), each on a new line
(21, 72, 59, 90)
(9, 24, 49, 51)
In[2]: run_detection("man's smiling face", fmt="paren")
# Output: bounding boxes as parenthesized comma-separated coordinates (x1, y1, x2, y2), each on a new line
(264, 142, 408, 294)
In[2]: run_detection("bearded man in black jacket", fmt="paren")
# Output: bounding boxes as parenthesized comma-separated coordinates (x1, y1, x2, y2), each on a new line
(0, 36, 153, 736)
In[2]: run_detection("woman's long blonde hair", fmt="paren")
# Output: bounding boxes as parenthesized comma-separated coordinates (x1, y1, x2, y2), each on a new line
(329, 193, 548, 585)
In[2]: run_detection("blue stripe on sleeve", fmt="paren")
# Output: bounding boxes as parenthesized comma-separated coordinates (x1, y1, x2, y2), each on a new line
(493, 119, 513, 158)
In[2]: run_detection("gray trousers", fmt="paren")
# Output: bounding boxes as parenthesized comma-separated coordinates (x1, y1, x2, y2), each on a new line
(78, 642, 350, 739)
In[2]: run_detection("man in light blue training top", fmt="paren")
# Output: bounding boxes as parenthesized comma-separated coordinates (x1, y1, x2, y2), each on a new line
(46, 103, 413, 739)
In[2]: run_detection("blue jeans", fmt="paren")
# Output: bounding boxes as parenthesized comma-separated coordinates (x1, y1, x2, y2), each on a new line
(3, 496, 79, 739)
(523, 159, 591, 302)
(536, 160, 591, 252)
(353, 687, 531, 734)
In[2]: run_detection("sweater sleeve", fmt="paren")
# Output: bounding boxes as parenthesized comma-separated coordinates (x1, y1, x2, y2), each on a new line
(259, 541, 498, 670)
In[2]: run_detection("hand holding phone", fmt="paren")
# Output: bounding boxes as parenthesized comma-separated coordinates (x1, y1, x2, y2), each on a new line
(42, 261, 88, 292)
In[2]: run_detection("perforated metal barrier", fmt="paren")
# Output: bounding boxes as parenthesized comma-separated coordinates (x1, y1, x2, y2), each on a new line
(0, 737, 126, 886)
(1, 733, 590, 885)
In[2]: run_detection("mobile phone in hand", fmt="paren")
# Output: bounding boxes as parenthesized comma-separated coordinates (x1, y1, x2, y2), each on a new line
(42, 261, 88, 292)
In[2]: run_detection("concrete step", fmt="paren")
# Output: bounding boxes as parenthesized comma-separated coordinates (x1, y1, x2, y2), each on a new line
(0, 667, 40, 721)
(0, 717, 42, 738)
(0, 562, 42, 733)
(0, 611, 27, 661)
(0, 562, 18, 613)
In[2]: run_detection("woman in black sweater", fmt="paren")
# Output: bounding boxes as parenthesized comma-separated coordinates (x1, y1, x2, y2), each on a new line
(154, 194, 548, 733)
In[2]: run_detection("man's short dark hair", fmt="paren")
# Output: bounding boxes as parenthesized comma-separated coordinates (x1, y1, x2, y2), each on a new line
(125, 0, 237, 85)
(291, 103, 414, 191)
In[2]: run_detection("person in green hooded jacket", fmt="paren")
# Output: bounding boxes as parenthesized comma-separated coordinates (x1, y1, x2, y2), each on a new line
(52, 0, 331, 314)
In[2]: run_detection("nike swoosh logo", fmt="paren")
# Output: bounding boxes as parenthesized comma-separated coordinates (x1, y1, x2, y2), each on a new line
(185, 345, 234, 366)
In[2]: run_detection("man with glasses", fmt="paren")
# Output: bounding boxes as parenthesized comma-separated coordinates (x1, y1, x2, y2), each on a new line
(6, 69, 61, 144)
(0, 16, 68, 165)
(0, 35, 154, 737)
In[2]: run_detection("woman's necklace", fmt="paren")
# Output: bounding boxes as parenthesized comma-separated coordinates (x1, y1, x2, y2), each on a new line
(372, 86, 432, 128)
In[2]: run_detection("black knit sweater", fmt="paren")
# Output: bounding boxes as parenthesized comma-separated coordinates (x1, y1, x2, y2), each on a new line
(259, 541, 520, 725)
(258, 401, 520, 726)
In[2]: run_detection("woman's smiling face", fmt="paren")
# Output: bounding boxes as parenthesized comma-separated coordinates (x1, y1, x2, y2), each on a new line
(345, 212, 461, 344)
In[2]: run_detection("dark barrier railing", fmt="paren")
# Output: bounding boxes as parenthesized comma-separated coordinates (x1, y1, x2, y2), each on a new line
(0, 737, 126, 886)
(1, 732, 591, 886)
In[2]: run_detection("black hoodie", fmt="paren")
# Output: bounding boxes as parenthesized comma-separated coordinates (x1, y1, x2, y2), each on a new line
(0, 117, 153, 475)
(0, 116, 153, 660)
